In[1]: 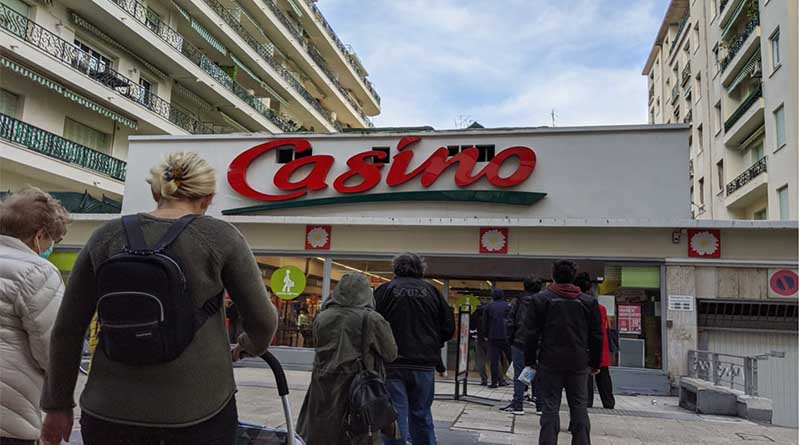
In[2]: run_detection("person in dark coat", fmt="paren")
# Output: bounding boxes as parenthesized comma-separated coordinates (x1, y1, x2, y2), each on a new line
(500, 276, 543, 414)
(376, 253, 454, 445)
(297, 273, 398, 445)
(483, 288, 511, 389)
(471, 297, 491, 385)
(525, 261, 603, 445)
(575, 273, 615, 409)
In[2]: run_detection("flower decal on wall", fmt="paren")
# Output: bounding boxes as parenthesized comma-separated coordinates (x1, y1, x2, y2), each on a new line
(480, 227, 508, 254)
(688, 229, 720, 258)
(305, 225, 331, 250)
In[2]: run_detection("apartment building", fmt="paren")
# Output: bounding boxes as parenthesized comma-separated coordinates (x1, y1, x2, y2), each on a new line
(0, 0, 379, 211)
(643, 0, 797, 220)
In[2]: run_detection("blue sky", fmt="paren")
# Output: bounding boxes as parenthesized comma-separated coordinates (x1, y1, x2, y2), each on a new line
(318, 0, 671, 129)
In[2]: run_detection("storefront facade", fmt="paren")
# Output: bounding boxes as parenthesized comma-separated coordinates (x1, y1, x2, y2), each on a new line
(55, 125, 798, 401)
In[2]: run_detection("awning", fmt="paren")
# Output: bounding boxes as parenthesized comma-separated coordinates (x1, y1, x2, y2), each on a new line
(230, 54, 288, 106)
(0, 57, 138, 129)
(727, 52, 761, 93)
(190, 17, 226, 54)
(171, 82, 215, 112)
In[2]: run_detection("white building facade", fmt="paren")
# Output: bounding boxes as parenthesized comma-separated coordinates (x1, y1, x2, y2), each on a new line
(0, 0, 379, 211)
(643, 0, 797, 221)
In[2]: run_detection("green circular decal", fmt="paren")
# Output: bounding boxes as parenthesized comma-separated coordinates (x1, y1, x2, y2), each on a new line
(456, 294, 480, 313)
(270, 266, 307, 300)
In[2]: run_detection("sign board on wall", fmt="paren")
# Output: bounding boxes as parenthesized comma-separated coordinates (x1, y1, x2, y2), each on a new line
(269, 266, 307, 300)
(456, 308, 471, 378)
(668, 295, 694, 311)
(768, 269, 798, 299)
(617, 304, 642, 334)
(598, 295, 616, 316)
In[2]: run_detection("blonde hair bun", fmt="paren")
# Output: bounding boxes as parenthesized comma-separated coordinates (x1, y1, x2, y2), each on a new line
(148, 152, 216, 200)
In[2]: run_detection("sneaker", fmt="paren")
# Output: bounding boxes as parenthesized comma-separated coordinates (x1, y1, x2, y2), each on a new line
(480, 380, 488, 386)
(499, 404, 525, 415)
(535, 407, 543, 415)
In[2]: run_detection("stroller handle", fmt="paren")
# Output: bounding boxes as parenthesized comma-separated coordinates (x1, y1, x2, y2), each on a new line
(259, 350, 289, 396)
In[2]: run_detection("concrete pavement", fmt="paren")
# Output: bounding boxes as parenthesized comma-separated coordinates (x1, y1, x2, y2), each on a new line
(64, 366, 797, 444)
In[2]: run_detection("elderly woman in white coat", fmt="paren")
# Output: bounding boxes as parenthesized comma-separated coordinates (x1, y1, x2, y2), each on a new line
(0, 187, 70, 445)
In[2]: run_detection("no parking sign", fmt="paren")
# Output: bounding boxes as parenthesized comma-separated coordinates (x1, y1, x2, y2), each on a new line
(768, 269, 798, 299)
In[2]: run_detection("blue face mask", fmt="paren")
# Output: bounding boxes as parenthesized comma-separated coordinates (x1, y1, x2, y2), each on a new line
(39, 241, 54, 259)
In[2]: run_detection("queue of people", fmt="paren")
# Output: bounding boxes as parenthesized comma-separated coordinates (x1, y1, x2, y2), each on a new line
(0, 150, 613, 445)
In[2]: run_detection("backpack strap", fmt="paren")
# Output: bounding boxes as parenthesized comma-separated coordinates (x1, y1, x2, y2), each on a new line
(194, 290, 224, 331)
(153, 214, 197, 253)
(122, 215, 149, 253)
(359, 310, 370, 370)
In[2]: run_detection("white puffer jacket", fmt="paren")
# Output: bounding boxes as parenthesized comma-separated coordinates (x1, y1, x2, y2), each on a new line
(0, 235, 64, 440)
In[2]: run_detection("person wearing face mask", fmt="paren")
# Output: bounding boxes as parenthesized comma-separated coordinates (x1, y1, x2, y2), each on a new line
(39, 152, 278, 445)
(0, 187, 70, 445)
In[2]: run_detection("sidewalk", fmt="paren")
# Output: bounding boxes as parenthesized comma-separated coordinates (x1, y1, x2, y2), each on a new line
(66, 367, 797, 444)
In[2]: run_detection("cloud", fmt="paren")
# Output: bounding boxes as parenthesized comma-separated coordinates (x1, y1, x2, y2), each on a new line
(318, 0, 669, 129)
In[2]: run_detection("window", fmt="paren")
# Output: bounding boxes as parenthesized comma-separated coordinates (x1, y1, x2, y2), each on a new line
(694, 73, 702, 101)
(770, 28, 781, 70)
(710, 0, 717, 21)
(693, 23, 700, 53)
(778, 186, 789, 220)
(138, 77, 155, 110)
(753, 209, 767, 220)
(73, 39, 111, 74)
(446, 145, 495, 162)
(752, 141, 764, 163)
(697, 124, 703, 153)
(716, 160, 724, 192)
(276, 146, 312, 163)
(63, 118, 110, 154)
(145, 8, 161, 34)
(366, 147, 390, 164)
(699, 178, 705, 206)
(0, 88, 20, 117)
(714, 102, 722, 134)
(712, 43, 720, 74)
(774, 105, 786, 148)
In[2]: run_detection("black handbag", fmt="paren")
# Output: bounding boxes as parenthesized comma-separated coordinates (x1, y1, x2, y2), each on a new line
(607, 328, 620, 353)
(345, 310, 398, 438)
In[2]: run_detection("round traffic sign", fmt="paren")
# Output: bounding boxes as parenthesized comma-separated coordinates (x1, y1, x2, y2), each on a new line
(270, 266, 307, 300)
(770, 270, 798, 297)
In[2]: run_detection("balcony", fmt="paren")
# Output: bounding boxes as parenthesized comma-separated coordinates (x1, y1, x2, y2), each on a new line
(106, 0, 297, 132)
(681, 62, 691, 86)
(300, 0, 380, 107)
(251, 0, 372, 126)
(684, 110, 692, 123)
(0, 4, 213, 134)
(669, 15, 689, 56)
(671, 84, 680, 104)
(725, 156, 767, 209)
(720, 16, 760, 76)
(648, 84, 655, 104)
(0, 113, 126, 181)
(723, 83, 764, 147)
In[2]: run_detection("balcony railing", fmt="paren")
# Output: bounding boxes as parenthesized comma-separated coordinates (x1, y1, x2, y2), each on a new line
(300, 0, 380, 105)
(0, 4, 211, 135)
(720, 15, 760, 72)
(198, 0, 339, 130)
(669, 15, 689, 55)
(720, 0, 730, 14)
(671, 84, 680, 104)
(726, 156, 766, 195)
(681, 62, 691, 86)
(724, 82, 762, 132)
(0, 113, 127, 181)
(106, 0, 298, 133)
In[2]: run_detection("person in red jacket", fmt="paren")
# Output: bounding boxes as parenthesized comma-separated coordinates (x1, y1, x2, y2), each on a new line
(575, 273, 615, 409)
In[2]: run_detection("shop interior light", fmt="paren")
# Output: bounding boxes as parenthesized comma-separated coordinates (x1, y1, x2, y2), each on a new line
(314, 256, 390, 282)
(432, 279, 444, 285)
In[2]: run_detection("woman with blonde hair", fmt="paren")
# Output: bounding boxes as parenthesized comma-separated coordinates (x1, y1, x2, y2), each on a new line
(0, 187, 70, 445)
(40, 152, 278, 445)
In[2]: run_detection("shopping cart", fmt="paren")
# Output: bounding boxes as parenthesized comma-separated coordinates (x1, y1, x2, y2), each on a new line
(236, 351, 305, 445)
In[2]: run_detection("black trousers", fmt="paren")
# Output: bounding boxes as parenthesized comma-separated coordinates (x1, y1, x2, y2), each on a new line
(587, 366, 615, 409)
(80, 396, 238, 445)
(0, 438, 36, 445)
(537, 367, 590, 445)
(488, 339, 509, 386)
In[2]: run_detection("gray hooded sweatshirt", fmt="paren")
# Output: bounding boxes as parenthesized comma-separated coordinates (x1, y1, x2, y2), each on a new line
(297, 273, 398, 445)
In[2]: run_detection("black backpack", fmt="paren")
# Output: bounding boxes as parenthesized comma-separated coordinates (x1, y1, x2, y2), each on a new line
(345, 310, 398, 438)
(95, 214, 222, 366)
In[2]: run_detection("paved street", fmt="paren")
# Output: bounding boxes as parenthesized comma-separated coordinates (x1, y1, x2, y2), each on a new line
(64, 365, 798, 444)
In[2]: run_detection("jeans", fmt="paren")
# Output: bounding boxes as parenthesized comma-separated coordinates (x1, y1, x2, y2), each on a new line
(587, 366, 615, 409)
(510, 345, 527, 408)
(537, 367, 591, 445)
(488, 339, 509, 386)
(80, 396, 238, 445)
(384, 368, 437, 445)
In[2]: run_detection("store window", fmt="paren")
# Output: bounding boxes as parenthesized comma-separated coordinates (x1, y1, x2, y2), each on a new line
(63, 118, 110, 154)
(0, 88, 20, 118)
(774, 104, 786, 148)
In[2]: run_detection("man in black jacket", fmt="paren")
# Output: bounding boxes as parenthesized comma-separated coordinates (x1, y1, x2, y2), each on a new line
(500, 276, 542, 415)
(525, 260, 603, 445)
(471, 297, 491, 385)
(483, 288, 511, 389)
(376, 253, 455, 445)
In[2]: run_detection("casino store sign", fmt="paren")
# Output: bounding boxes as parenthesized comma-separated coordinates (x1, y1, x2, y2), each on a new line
(224, 136, 545, 215)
